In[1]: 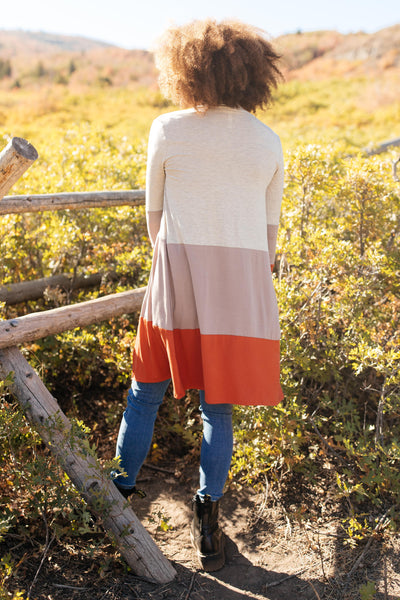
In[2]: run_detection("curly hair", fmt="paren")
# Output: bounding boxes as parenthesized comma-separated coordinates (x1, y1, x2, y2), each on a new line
(154, 19, 282, 113)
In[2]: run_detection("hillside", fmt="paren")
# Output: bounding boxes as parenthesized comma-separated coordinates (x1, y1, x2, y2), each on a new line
(0, 30, 156, 88)
(0, 25, 399, 90)
(0, 29, 113, 56)
(276, 23, 400, 78)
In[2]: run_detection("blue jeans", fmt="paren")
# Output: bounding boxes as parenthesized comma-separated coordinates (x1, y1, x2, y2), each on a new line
(114, 379, 233, 501)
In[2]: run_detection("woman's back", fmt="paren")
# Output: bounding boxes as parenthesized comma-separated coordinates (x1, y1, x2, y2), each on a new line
(147, 106, 283, 252)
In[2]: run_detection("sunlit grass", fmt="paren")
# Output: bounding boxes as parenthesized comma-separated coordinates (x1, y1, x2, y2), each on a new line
(1, 72, 399, 157)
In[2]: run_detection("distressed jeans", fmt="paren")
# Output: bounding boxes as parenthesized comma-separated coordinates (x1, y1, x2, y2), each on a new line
(114, 379, 233, 501)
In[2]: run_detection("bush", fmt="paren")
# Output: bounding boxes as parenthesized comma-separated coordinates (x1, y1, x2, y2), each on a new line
(231, 146, 400, 536)
(0, 123, 399, 596)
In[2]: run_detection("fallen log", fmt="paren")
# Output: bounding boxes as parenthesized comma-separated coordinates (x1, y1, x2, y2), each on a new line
(0, 346, 176, 583)
(0, 190, 145, 215)
(0, 272, 119, 305)
(0, 137, 38, 200)
(0, 287, 146, 349)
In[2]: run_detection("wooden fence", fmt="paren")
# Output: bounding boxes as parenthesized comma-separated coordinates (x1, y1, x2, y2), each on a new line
(2, 131, 399, 584)
(0, 189, 146, 304)
(0, 138, 176, 584)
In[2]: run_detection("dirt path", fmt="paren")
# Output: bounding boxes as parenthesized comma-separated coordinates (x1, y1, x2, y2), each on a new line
(111, 463, 399, 600)
(5, 385, 397, 600)
(7, 458, 399, 600)
(131, 467, 321, 600)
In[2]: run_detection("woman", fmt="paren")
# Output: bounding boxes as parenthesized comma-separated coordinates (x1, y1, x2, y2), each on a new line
(114, 18, 284, 572)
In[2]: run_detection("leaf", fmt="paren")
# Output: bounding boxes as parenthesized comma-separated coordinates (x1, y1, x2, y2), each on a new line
(359, 580, 376, 600)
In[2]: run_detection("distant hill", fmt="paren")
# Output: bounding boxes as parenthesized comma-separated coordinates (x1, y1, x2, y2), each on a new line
(0, 29, 156, 89)
(0, 30, 113, 56)
(0, 25, 399, 90)
(276, 24, 400, 78)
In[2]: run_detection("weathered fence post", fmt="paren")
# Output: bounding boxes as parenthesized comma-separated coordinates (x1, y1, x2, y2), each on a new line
(0, 346, 176, 583)
(0, 137, 38, 200)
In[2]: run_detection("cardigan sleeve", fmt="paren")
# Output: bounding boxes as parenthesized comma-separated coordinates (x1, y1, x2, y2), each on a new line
(145, 118, 166, 246)
(265, 139, 284, 268)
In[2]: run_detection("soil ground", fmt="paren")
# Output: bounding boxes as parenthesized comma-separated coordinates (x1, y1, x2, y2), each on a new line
(5, 457, 400, 600)
(3, 388, 400, 600)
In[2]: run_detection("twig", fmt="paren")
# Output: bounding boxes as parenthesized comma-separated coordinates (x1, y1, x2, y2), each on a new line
(307, 580, 322, 600)
(375, 377, 387, 448)
(203, 572, 272, 599)
(347, 506, 394, 580)
(53, 584, 89, 590)
(316, 529, 327, 581)
(287, 282, 323, 326)
(265, 562, 319, 588)
(27, 532, 56, 599)
(99, 585, 117, 600)
(151, 581, 174, 597)
(265, 571, 304, 589)
(124, 583, 142, 599)
(27, 504, 56, 600)
(308, 415, 351, 469)
(143, 463, 176, 475)
(383, 552, 389, 600)
(184, 572, 196, 600)
(271, 489, 292, 538)
(252, 476, 269, 525)
(304, 524, 345, 539)
(284, 512, 292, 539)
(10, 541, 27, 552)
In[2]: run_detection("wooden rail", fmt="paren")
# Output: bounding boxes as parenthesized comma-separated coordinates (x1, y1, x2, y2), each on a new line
(0, 190, 147, 304)
(0, 287, 146, 349)
(366, 136, 400, 156)
(0, 190, 145, 215)
(0, 272, 120, 305)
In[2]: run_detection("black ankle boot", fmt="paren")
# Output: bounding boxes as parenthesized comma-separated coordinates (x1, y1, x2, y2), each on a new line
(190, 494, 225, 572)
(113, 482, 146, 499)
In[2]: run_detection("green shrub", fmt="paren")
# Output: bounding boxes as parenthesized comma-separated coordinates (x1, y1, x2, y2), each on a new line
(1, 123, 399, 572)
(231, 146, 400, 538)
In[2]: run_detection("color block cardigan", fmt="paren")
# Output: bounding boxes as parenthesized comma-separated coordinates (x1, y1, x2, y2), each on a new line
(132, 106, 284, 406)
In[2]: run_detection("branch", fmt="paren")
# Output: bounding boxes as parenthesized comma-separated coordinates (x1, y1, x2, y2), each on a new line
(184, 572, 196, 600)
(27, 507, 56, 600)
(0, 346, 176, 583)
(346, 506, 395, 580)
(308, 415, 351, 469)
